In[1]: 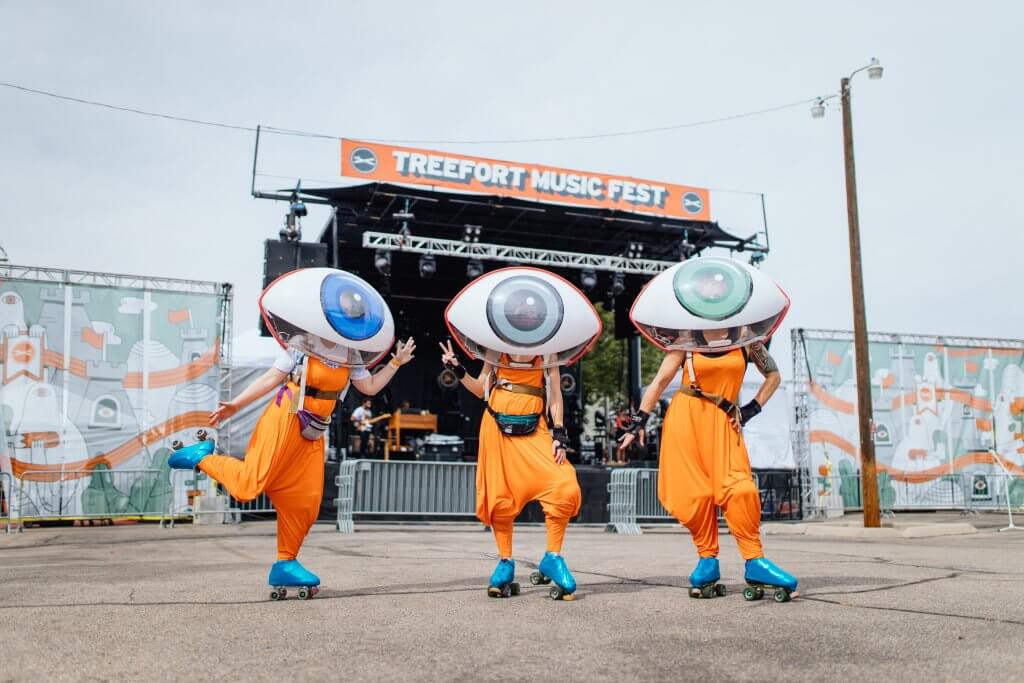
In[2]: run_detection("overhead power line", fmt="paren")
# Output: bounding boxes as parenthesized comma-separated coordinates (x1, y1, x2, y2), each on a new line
(1, 80, 817, 146)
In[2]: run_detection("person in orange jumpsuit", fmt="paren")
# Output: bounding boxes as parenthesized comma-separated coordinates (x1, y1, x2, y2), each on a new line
(170, 338, 415, 597)
(440, 341, 581, 600)
(619, 330, 799, 601)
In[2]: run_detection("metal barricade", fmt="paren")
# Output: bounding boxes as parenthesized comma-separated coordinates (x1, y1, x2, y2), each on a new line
(1, 472, 12, 533)
(830, 472, 981, 517)
(606, 468, 641, 535)
(165, 468, 277, 527)
(960, 472, 1024, 513)
(335, 459, 477, 533)
(15, 468, 172, 527)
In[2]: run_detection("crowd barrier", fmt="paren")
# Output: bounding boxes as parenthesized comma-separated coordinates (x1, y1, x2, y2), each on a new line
(165, 469, 277, 527)
(14, 468, 172, 528)
(606, 468, 768, 535)
(336, 459, 477, 533)
(812, 471, 1024, 517)
(1, 472, 12, 533)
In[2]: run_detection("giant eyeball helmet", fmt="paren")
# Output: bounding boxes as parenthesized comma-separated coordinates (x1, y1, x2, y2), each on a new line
(630, 256, 788, 353)
(445, 267, 601, 368)
(259, 267, 395, 366)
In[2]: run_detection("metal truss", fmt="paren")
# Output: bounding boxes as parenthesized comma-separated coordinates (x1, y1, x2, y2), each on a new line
(795, 327, 1024, 349)
(0, 264, 224, 296)
(362, 231, 675, 275)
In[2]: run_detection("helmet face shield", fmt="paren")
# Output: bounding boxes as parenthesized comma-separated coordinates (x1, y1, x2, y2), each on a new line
(260, 268, 395, 367)
(446, 267, 601, 368)
(630, 257, 788, 353)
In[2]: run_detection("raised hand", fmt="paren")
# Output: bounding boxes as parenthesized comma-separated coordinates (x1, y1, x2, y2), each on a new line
(392, 337, 417, 366)
(439, 340, 459, 368)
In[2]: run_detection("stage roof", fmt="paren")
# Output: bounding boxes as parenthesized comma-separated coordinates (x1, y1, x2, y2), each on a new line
(308, 182, 761, 263)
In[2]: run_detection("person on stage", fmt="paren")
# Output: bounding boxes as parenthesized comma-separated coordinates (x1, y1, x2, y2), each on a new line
(169, 268, 411, 600)
(442, 267, 601, 600)
(619, 256, 799, 602)
(350, 398, 375, 455)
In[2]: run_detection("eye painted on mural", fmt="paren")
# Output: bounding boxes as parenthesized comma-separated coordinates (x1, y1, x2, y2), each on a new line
(630, 256, 789, 353)
(445, 267, 601, 368)
(260, 267, 395, 367)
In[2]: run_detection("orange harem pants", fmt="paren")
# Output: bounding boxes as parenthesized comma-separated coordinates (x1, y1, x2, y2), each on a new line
(476, 413, 581, 558)
(199, 395, 324, 561)
(658, 392, 764, 560)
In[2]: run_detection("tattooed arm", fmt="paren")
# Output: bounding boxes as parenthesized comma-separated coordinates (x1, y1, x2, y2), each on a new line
(740, 341, 782, 425)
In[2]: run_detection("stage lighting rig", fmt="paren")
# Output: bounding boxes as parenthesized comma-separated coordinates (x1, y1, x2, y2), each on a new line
(610, 272, 625, 297)
(374, 249, 392, 276)
(580, 269, 597, 291)
(463, 225, 482, 243)
(749, 251, 766, 267)
(466, 259, 484, 279)
(626, 241, 644, 259)
(419, 254, 437, 278)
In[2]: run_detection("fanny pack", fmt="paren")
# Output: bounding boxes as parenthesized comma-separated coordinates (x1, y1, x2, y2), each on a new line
(297, 409, 332, 441)
(486, 405, 542, 436)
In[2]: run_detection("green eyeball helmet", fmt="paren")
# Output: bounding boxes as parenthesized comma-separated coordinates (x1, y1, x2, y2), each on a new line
(629, 257, 789, 352)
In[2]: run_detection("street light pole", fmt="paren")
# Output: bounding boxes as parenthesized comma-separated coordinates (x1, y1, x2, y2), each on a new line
(814, 58, 884, 527)
(839, 75, 880, 528)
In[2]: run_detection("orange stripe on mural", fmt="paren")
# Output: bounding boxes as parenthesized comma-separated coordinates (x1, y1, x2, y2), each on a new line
(11, 410, 209, 480)
(809, 382, 855, 414)
(123, 343, 219, 389)
(340, 139, 712, 221)
(890, 388, 991, 413)
(810, 430, 858, 456)
(935, 346, 1024, 357)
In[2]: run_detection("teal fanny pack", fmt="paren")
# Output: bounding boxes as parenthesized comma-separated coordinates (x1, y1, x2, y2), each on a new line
(486, 405, 542, 436)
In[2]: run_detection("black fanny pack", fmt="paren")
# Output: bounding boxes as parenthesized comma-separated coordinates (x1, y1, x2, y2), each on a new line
(486, 405, 542, 436)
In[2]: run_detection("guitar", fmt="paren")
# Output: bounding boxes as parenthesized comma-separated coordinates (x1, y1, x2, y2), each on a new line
(354, 413, 392, 432)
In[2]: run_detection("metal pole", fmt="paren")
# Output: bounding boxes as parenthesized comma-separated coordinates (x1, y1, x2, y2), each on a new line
(841, 76, 880, 527)
(627, 334, 642, 411)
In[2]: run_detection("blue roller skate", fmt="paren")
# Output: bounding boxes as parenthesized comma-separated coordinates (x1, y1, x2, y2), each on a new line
(531, 552, 577, 601)
(743, 557, 798, 603)
(688, 556, 727, 599)
(487, 558, 520, 598)
(168, 430, 215, 469)
(268, 559, 320, 601)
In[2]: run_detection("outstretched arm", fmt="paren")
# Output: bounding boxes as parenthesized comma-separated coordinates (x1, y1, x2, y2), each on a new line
(618, 351, 684, 451)
(439, 340, 490, 399)
(351, 337, 417, 396)
(210, 367, 287, 426)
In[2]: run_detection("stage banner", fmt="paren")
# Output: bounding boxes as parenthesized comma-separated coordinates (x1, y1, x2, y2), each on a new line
(0, 270, 227, 520)
(341, 139, 711, 221)
(794, 330, 1024, 509)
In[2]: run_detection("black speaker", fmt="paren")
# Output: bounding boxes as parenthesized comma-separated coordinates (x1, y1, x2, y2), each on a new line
(260, 240, 329, 335)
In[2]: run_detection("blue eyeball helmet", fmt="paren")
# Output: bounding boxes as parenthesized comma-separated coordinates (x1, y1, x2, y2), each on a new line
(259, 267, 395, 366)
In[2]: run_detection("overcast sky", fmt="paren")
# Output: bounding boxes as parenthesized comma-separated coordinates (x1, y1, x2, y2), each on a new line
(2, 1, 1021, 376)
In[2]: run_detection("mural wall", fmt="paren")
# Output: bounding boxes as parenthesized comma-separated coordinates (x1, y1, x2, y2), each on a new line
(0, 273, 225, 519)
(794, 330, 1024, 509)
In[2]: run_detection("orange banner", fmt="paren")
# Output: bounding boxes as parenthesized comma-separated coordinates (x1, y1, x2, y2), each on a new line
(341, 139, 711, 221)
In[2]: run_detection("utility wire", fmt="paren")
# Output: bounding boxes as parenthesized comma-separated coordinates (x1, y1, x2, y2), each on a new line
(2, 80, 816, 146)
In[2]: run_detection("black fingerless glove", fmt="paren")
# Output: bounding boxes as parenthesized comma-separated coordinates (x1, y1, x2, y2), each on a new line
(448, 362, 466, 379)
(626, 411, 650, 434)
(551, 425, 569, 448)
(739, 400, 762, 426)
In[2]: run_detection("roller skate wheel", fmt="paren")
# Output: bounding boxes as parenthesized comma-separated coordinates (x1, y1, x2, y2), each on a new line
(700, 585, 716, 599)
(196, 429, 208, 441)
(270, 587, 285, 601)
(743, 586, 758, 601)
(171, 440, 184, 451)
(310, 587, 319, 597)
(688, 587, 701, 599)
(529, 572, 543, 586)
(500, 584, 512, 598)
(714, 583, 727, 597)
(549, 586, 565, 601)
(773, 588, 791, 603)
(487, 586, 501, 598)
(298, 587, 311, 600)
(755, 586, 765, 600)
(510, 582, 520, 596)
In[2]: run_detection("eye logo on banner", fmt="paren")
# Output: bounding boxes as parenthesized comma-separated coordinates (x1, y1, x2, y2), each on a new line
(682, 192, 704, 215)
(350, 147, 379, 174)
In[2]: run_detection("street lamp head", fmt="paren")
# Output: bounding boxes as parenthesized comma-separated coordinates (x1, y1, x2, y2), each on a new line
(867, 57, 883, 80)
(811, 99, 826, 119)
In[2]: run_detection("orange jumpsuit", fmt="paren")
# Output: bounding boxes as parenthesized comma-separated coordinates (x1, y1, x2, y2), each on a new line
(200, 357, 348, 560)
(658, 348, 763, 560)
(476, 362, 581, 558)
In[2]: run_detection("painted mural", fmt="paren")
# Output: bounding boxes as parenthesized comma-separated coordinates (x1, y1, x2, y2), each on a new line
(798, 333, 1024, 510)
(0, 278, 222, 519)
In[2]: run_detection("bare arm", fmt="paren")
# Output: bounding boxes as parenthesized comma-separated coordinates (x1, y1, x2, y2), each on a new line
(546, 366, 564, 427)
(747, 342, 781, 407)
(439, 340, 489, 399)
(617, 351, 684, 452)
(210, 367, 287, 426)
(351, 337, 417, 396)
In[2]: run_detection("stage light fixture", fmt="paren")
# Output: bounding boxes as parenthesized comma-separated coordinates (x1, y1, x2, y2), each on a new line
(463, 225, 482, 243)
(626, 241, 644, 259)
(580, 269, 598, 291)
(466, 259, 484, 279)
(374, 249, 391, 275)
(289, 200, 307, 218)
(611, 272, 625, 297)
(749, 251, 766, 267)
(419, 254, 437, 278)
